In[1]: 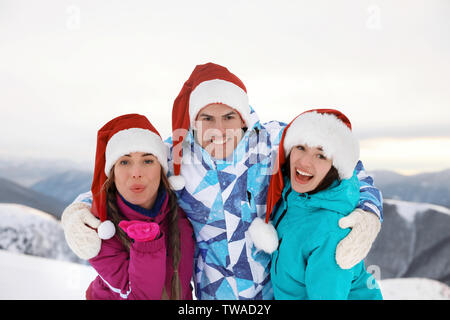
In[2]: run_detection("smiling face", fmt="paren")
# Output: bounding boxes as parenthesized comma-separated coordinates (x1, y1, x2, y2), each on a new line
(113, 152, 161, 209)
(194, 103, 246, 159)
(289, 144, 333, 194)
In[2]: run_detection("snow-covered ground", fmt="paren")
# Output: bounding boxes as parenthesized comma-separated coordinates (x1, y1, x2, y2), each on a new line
(0, 203, 83, 263)
(0, 249, 449, 300)
(0, 249, 97, 299)
(379, 277, 450, 300)
(1, 202, 449, 300)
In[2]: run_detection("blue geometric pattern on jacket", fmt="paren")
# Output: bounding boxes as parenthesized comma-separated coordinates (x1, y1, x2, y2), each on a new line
(355, 160, 384, 221)
(166, 107, 282, 299)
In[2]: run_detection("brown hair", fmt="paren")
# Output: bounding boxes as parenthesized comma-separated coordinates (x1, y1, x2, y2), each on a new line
(103, 167, 182, 300)
(282, 155, 340, 195)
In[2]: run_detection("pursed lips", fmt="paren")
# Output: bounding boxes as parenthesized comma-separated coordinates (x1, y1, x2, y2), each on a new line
(130, 184, 146, 193)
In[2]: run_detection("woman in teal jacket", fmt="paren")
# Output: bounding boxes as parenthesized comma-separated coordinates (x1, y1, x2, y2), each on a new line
(249, 108, 383, 300)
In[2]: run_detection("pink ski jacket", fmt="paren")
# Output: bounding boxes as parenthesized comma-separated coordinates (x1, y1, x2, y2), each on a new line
(86, 192, 195, 300)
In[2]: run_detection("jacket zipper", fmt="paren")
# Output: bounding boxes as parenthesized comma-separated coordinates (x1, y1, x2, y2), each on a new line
(275, 237, 283, 274)
(274, 188, 292, 229)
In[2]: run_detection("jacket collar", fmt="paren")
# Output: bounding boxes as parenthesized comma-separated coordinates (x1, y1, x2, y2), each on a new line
(116, 189, 169, 223)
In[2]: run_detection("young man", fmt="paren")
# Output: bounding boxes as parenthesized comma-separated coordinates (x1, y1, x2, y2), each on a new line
(62, 63, 383, 300)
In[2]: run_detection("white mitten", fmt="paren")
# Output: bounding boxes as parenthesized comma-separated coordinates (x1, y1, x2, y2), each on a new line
(336, 209, 381, 269)
(61, 202, 102, 260)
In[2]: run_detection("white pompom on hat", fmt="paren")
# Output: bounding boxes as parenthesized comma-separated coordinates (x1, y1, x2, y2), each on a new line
(248, 216, 279, 254)
(168, 175, 186, 191)
(97, 220, 116, 240)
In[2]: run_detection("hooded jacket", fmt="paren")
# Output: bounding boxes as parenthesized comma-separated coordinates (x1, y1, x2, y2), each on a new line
(86, 191, 195, 300)
(270, 174, 383, 300)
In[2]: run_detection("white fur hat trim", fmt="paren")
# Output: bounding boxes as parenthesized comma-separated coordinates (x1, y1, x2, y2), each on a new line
(248, 217, 279, 254)
(105, 128, 168, 176)
(283, 111, 359, 179)
(189, 79, 250, 128)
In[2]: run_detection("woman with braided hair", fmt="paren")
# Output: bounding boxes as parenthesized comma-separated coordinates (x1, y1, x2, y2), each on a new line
(84, 113, 194, 300)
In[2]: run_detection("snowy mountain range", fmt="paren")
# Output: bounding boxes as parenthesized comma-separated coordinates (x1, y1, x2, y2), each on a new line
(1, 159, 449, 218)
(0, 159, 93, 218)
(31, 170, 93, 206)
(0, 177, 67, 218)
(365, 199, 450, 285)
(0, 158, 91, 187)
(369, 169, 450, 208)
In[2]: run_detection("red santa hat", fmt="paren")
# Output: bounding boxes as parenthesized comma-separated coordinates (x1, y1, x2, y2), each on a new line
(249, 109, 360, 254)
(169, 62, 250, 190)
(91, 113, 168, 240)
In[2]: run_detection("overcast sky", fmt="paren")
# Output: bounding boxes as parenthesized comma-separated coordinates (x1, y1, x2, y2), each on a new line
(1, 0, 449, 175)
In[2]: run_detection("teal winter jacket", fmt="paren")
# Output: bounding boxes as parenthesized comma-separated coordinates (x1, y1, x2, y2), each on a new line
(270, 173, 383, 300)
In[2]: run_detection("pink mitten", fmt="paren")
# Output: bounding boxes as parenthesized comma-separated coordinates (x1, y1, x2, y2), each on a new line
(118, 220, 160, 242)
